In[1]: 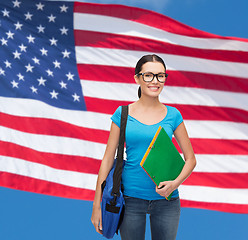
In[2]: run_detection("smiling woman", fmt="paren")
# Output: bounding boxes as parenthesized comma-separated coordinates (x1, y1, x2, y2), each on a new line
(91, 54, 196, 240)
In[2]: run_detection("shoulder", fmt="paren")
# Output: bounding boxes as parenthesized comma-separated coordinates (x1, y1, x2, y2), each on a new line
(166, 105, 182, 116)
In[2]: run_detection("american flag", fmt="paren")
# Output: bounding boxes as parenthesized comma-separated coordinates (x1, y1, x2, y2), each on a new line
(0, 0, 247, 214)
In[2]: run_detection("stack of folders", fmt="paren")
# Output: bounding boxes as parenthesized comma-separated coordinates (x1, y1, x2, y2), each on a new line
(140, 126, 185, 200)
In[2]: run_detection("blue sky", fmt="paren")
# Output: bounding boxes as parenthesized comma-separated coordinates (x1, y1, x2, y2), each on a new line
(1, 0, 248, 240)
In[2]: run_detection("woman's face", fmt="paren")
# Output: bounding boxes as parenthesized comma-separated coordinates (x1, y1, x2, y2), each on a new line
(135, 61, 166, 98)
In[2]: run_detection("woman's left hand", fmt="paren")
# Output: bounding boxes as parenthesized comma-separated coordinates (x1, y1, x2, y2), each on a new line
(155, 180, 179, 198)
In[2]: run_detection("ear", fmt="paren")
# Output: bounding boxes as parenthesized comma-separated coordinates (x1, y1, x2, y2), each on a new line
(134, 74, 139, 84)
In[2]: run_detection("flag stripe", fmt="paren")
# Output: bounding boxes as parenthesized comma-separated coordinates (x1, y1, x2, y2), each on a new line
(1, 139, 247, 174)
(1, 155, 247, 202)
(0, 141, 100, 174)
(78, 64, 248, 93)
(0, 172, 95, 201)
(0, 126, 106, 159)
(1, 111, 248, 155)
(84, 97, 248, 124)
(81, 80, 248, 111)
(0, 112, 109, 144)
(74, 30, 248, 64)
(76, 47, 248, 79)
(181, 200, 248, 214)
(184, 172, 248, 188)
(73, 4, 248, 46)
(179, 185, 248, 204)
(0, 156, 97, 190)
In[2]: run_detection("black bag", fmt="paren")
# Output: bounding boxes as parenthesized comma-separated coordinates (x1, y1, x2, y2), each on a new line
(101, 105, 128, 239)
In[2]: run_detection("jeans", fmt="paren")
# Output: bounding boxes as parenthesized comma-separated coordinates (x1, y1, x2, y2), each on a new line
(119, 196, 180, 240)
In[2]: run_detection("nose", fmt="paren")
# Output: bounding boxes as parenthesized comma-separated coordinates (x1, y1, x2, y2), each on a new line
(152, 74, 159, 83)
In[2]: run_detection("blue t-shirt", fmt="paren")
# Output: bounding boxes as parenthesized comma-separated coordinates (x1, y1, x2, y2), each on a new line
(111, 105, 183, 200)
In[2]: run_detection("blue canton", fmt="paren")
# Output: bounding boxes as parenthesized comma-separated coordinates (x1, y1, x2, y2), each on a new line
(0, 0, 86, 110)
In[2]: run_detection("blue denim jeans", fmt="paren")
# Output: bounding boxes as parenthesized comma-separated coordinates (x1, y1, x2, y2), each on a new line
(119, 196, 180, 240)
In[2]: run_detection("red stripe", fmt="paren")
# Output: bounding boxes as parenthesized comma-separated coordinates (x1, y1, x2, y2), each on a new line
(172, 138, 248, 155)
(0, 112, 109, 144)
(0, 172, 95, 201)
(73, 2, 248, 42)
(183, 172, 248, 188)
(181, 200, 248, 214)
(0, 141, 100, 174)
(78, 64, 248, 93)
(84, 97, 248, 124)
(75, 30, 248, 63)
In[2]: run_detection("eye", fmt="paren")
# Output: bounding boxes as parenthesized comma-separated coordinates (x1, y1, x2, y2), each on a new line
(158, 73, 165, 78)
(144, 73, 153, 78)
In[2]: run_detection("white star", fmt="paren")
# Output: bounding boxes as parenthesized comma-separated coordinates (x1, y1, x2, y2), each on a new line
(62, 49, 71, 58)
(60, 5, 68, 13)
(48, 14, 56, 22)
(17, 73, 24, 81)
(6, 31, 14, 39)
(72, 93, 80, 102)
(36, 2, 45, 11)
(59, 81, 67, 89)
(25, 63, 34, 73)
(19, 44, 27, 52)
(50, 90, 58, 99)
(1, 38, 8, 46)
(40, 47, 48, 56)
(60, 26, 68, 35)
(46, 69, 53, 77)
(49, 37, 58, 46)
(13, 0, 21, 8)
(4, 60, 12, 68)
(30, 86, 38, 93)
(11, 80, 19, 88)
(37, 25, 45, 33)
(37, 77, 46, 86)
(27, 35, 35, 43)
(0, 68, 5, 76)
(24, 12, 33, 20)
(14, 21, 23, 30)
(53, 60, 61, 68)
(2, 9, 10, 17)
(13, 50, 21, 59)
(32, 57, 40, 65)
(66, 72, 74, 81)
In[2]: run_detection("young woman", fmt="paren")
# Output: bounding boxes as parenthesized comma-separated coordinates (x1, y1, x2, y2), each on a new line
(91, 54, 196, 240)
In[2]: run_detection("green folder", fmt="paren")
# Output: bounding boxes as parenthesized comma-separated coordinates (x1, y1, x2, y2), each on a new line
(140, 126, 185, 200)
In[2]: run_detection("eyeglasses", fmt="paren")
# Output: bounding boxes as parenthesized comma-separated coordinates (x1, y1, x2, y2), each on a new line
(136, 72, 168, 83)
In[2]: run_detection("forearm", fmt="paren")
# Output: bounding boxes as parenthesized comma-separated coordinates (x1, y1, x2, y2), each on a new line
(174, 156, 196, 187)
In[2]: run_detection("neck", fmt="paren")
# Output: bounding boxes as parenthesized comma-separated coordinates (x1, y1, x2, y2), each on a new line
(137, 95, 161, 109)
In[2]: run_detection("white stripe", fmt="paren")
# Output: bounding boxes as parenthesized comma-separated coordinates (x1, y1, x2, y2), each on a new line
(81, 80, 248, 111)
(75, 47, 248, 79)
(0, 97, 111, 131)
(1, 97, 248, 140)
(0, 156, 97, 190)
(179, 185, 248, 204)
(194, 155, 248, 173)
(74, 13, 248, 51)
(0, 126, 105, 159)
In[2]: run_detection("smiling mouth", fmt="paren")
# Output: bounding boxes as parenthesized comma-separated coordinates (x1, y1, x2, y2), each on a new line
(148, 86, 160, 91)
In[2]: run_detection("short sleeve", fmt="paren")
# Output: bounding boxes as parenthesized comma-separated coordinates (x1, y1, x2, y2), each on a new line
(173, 108, 183, 132)
(111, 106, 122, 128)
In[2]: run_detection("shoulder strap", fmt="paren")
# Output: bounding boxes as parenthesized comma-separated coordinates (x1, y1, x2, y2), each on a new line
(111, 105, 128, 197)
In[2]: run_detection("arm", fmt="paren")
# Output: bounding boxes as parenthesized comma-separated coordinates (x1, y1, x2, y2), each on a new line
(156, 122, 196, 198)
(91, 122, 120, 234)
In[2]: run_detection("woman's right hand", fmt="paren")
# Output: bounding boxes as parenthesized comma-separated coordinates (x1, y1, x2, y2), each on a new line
(91, 205, 103, 234)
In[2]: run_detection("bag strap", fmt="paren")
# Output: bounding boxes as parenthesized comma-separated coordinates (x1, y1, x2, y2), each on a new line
(111, 105, 128, 197)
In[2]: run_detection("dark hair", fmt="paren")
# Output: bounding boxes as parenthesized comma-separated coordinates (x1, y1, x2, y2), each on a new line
(135, 54, 166, 98)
